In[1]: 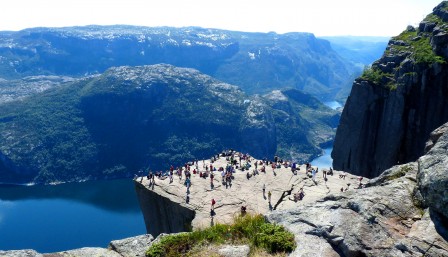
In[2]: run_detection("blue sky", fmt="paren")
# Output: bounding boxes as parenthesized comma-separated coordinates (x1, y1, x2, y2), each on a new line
(0, 0, 443, 36)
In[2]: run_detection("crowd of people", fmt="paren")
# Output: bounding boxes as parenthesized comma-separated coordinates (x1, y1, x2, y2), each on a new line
(134, 149, 365, 219)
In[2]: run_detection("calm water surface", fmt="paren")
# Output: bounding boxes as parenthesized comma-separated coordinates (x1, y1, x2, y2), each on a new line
(311, 147, 333, 169)
(0, 179, 145, 253)
(323, 101, 343, 110)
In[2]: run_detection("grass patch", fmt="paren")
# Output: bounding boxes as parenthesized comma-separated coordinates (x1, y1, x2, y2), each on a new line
(424, 14, 443, 24)
(146, 214, 296, 257)
(360, 66, 395, 89)
(388, 26, 446, 65)
(386, 165, 413, 181)
(360, 66, 385, 85)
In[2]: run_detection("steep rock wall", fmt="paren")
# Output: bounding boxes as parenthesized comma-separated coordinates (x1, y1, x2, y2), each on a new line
(332, 2, 448, 177)
(134, 182, 195, 236)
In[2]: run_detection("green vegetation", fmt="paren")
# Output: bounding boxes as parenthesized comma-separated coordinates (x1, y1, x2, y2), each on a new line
(359, 66, 398, 90)
(424, 14, 443, 24)
(389, 26, 446, 65)
(360, 66, 386, 85)
(412, 37, 446, 64)
(146, 214, 296, 257)
(385, 165, 413, 181)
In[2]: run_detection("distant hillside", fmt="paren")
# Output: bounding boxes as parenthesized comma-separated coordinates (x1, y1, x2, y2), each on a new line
(0, 64, 338, 184)
(0, 26, 356, 100)
(319, 36, 389, 67)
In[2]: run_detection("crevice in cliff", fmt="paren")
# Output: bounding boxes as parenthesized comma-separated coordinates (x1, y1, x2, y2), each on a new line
(273, 185, 295, 210)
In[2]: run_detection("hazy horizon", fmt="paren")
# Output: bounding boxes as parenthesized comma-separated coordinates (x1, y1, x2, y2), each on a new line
(1, 0, 443, 37)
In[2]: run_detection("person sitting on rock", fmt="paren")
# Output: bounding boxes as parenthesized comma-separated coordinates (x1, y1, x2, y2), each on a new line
(241, 205, 247, 216)
(298, 187, 305, 201)
(328, 167, 334, 176)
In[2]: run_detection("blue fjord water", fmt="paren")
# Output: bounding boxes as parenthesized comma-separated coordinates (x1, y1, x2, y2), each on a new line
(0, 179, 145, 253)
(0, 148, 334, 253)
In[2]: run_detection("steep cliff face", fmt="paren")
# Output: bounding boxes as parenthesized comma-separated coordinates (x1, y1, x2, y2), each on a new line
(134, 182, 195, 236)
(332, 2, 448, 178)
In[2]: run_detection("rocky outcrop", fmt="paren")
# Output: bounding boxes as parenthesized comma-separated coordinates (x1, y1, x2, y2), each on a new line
(0, 235, 155, 257)
(417, 123, 448, 220)
(424, 122, 448, 153)
(108, 234, 154, 257)
(267, 162, 448, 257)
(135, 152, 367, 237)
(332, 2, 448, 178)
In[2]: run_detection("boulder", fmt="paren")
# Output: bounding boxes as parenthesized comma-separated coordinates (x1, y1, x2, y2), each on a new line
(424, 122, 448, 153)
(218, 245, 250, 257)
(108, 234, 154, 257)
(417, 124, 448, 219)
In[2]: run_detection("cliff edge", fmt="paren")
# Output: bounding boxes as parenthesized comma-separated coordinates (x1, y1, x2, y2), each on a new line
(332, 1, 448, 178)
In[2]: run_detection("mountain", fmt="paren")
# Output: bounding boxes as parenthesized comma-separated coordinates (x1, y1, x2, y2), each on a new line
(319, 36, 390, 68)
(332, 1, 448, 178)
(319, 36, 390, 102)
(0, 64, 338, 184)
(0, 26, 356, 100)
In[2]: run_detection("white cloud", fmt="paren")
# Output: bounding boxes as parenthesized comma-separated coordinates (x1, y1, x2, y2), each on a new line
(0, 0, 443, 36)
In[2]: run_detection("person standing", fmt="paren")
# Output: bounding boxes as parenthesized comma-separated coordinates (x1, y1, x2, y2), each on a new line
(211, 198, 216, 210)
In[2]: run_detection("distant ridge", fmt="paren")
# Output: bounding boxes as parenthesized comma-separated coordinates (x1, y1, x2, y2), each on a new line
(0, 25, 356, 100)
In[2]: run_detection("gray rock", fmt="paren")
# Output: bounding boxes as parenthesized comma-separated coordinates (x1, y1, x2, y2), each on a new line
(417, 125, 448, 219)
(266, 162, 448, 256)
(135, 153, 367, 237)
(218, 245, 250, 257)
(108, 234, 154, 257)
(418, 21, 436, 32)
(332, 17, 448, 178)
(424, 122, 448, 153)
(332, 3, 448, 178)
(0, 250, 42, 257)
(44, 247, 122, 257)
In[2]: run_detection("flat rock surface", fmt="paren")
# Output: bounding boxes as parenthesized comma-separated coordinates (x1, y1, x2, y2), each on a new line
(136, 152, 367, 230)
